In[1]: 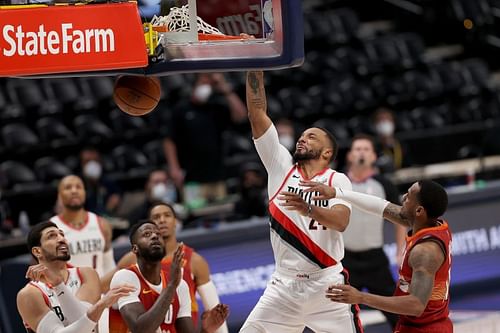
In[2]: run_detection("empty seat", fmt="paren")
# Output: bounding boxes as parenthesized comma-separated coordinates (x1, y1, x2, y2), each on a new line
(1, 123, 39, 149)
(34, 157, 72, 183)
(109, 108, 147, 133)
(111, 145, 149, 171)
(73, 115, 113, 140)
(6, 79, 46, 109)
(0, 161, 37, 189)
(36, 117, 74, 144)
(43, 78, 81, 106)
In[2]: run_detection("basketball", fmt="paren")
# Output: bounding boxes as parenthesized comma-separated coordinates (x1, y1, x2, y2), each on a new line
(113, 75, 161, 116)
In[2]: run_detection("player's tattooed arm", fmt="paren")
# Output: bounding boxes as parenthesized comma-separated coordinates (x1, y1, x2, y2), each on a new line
(383, 203, 411, 228)
(246, 71, 272, 139)
(407, 241, 446, 312)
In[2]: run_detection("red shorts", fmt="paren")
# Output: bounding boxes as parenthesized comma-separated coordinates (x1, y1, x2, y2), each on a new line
(394, 318, 453, 333)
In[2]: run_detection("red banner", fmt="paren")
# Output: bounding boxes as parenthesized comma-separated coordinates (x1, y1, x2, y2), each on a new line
(0, 3, 148, 76)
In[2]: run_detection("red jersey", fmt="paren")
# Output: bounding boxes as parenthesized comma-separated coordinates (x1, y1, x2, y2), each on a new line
(109, 265, 180, 333)
(394, 221, 452, 332)
(161, 245, 198, 326)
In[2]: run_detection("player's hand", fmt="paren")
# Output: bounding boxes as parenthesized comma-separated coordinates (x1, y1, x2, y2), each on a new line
(169, 243, 184, 288)
(277, 191, 309, 216)
(300, 181, 337, 200)
(201, 304, 230, 333)
(325, 284, 363, 305)
(99, 284, 136, 308)
(25, 263, 64, 286)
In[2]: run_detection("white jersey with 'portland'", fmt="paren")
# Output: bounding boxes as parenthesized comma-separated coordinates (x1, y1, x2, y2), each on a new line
(254, 125, 352, 273)
(51, 212, 106, 276)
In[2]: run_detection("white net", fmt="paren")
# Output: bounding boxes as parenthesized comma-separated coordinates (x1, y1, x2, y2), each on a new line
(151, 4, 223, 35)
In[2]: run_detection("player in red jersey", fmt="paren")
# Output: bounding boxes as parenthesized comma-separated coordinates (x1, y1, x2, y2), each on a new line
(105, 202, 228, 332)
(300, 180, 452, 333)
(109, 220, 228, 333)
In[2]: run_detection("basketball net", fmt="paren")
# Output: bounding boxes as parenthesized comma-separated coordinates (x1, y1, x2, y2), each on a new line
(151, 4, 241, 41)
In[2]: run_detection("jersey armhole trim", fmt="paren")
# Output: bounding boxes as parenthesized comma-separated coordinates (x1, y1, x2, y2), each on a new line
(269, 165, 296, 202)
(29, 282, 50, 307)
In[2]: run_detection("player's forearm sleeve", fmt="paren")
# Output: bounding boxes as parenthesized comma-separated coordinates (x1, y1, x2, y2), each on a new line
(335, 187, 389, 217)
(102, 248, 117, 274)
(52, 283, 91, 323)
(36, 311, 96, 333)
(197, 281, 228, 333)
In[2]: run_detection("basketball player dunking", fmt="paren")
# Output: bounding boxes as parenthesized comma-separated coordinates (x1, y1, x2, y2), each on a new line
(301, 180, 452, 333)
(50, 175, 116, 333)
(240, 71, 363, 332)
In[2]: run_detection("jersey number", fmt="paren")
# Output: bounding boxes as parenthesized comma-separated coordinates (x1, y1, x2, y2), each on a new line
(92, 255, 97, 269)
(164, 304, 174, 324)
(309, 219, 327, 230)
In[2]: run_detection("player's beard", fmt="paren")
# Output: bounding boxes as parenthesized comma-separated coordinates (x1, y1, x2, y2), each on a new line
(138, 245, 166, 262)
(43, 248, 71, 262)
(293, 148, 321, 163)
(65, 202, 84, 211)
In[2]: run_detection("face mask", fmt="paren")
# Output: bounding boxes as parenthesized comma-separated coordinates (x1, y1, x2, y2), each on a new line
(375, 121, 395, 136)
(193, 84, 212, 103)
(151, 183, 177, 203)
(83, 160, 102, 180)
(279, 135, 295, 151)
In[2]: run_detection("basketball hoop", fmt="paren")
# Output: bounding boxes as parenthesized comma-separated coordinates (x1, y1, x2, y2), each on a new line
(151, 4, 242, 43)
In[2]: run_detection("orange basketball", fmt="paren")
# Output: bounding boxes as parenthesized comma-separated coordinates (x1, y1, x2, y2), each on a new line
(113, 75, 161, 116)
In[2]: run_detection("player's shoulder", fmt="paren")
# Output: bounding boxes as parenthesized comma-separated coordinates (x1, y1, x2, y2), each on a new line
(112, 267, 139, 283)
(17, 283, 44, 303)
(77, 266, 100, 282)
(331, 171, 352, 187)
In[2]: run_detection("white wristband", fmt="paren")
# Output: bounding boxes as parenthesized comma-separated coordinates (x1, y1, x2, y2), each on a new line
(197, 281, 228, 333)
(37, 311, 96, 333)
(52, 283, 89, 323)
(335, 187, 389, 217)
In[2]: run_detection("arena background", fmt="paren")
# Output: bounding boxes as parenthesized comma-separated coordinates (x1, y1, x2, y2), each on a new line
(2, 0, 500, 332)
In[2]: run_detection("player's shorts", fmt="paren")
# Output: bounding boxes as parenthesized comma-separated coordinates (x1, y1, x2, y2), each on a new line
(239, 264, 363, 333)
(394, 318, 453, 333)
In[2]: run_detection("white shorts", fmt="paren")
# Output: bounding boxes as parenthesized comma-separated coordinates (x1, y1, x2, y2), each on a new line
(239, 265, 362, 333)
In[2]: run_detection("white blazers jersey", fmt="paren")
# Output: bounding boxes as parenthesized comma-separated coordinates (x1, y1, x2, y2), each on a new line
(25, 267, 95, 332)
(51, 212, 106, 276)
(254, 124, 353, 273)
(269, 166, 350, 272)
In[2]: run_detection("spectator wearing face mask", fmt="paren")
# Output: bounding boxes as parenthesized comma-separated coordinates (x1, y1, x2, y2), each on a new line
(79, 147, 121, 216)
(372, 107, 412, 173)
(162, 73, 247, 207)
(126, 169, 179, 226)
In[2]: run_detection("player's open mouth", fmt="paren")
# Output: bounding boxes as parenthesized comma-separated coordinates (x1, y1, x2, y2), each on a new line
(57, 245, 68, 251)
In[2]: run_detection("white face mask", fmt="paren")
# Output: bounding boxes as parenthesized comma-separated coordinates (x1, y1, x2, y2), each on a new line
(193, 84, 212, 103)
(375, 121, 395, 136)
(83, 160, 102, 180)
(151, 182, 177, 203)
(279, 134, 295, 151)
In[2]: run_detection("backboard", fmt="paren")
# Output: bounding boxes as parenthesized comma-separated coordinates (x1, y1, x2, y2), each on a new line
(0, 0, 304, 77)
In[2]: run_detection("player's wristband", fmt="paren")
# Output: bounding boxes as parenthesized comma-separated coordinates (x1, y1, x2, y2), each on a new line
(335, 187, 389, 217)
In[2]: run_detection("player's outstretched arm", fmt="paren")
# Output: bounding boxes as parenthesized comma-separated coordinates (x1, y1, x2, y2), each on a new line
(17, 283, 134, 333)
(300, 180, 411, 227)
(119, 244, 183, 333)
(326, 241, 444, 316)
(192, 252, 229, 333)
(246, 71, 272, 139)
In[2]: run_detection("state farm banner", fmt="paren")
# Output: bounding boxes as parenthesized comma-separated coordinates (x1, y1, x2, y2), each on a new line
(0, 3, 148, 76)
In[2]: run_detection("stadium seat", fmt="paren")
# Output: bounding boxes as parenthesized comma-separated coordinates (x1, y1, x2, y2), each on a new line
(34, 157, 72, 183)
(1, 123, 39, 149)
(109, 108, 147, 133)
(0, 161, 37, 190)
(73, 115, 113, 140)
(111, 145, 149, 172)
(36, 117, 75, 145)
